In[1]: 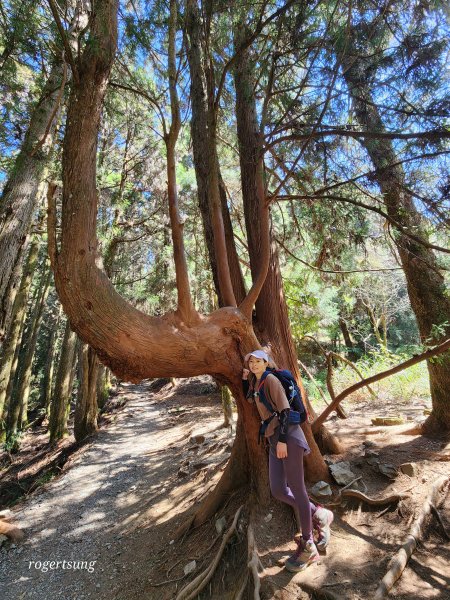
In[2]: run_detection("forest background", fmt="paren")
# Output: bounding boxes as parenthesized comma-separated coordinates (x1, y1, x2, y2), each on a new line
(0, 0, 449, 504)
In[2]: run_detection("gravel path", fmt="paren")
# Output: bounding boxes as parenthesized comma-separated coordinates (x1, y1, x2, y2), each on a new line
(0, 383, 191, 600)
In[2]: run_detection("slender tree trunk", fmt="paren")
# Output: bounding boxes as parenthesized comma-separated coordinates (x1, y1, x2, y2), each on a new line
(74, 343, 99, 442)
(0, 235, 30, 348)
(48, 320, 77, 442)
(185, 0, 246, 306)
(233, 24, 335, 475)
(16, 264, 52, 428)
(364, 303, 388, 352)
(96, 364, 111, 409)
(339, 40, 450, 431)
(166, 0, 196, 322)
(6, 261, 51, 438)
(221, 385, 233, 427)
(0, 61, 65, 320)
(6, 258, 51, 440)
(0, 238, 40, 436)
(338, 317, 359, 361)
(43, 304, 63, 416)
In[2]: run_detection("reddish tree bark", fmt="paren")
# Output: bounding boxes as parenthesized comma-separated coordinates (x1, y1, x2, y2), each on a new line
(233, 23, 338, 470)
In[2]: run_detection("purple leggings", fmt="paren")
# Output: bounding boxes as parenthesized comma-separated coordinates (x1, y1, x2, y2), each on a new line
(269, 436, 315, 540)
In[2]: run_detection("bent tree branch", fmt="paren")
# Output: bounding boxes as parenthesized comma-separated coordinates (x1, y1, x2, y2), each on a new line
(313, 338, 450, 431)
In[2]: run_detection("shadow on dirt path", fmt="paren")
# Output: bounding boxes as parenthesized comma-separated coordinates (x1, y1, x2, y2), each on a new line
(0, 378, 232, 600)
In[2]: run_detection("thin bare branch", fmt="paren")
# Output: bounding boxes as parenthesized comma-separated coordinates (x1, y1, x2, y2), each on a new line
(313, 338, 450, 430)
(276, 194, 450, 256)
(46, 0, 79, 83)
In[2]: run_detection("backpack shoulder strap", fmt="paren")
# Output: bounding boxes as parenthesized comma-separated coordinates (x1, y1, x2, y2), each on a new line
(257, 370, 277, 414)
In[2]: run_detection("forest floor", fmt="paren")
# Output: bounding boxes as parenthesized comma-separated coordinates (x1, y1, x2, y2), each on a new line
(0, 378, 449, 600)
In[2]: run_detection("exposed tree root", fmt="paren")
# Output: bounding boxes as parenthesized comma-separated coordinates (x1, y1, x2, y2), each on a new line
(430, 503, 450, 540)
(234, 573, 249, 600)
(174, 422, 248, 539)
(314, 423, 343, 455)
(0, 514, 24, 542)
(374, 475, 449, 599)
(340, 489, 410, 506)
(246, 520, 265, 599)
(299, 582, 344, 600)
(175, 505, 244, 600)
(318, 482, 411, 509)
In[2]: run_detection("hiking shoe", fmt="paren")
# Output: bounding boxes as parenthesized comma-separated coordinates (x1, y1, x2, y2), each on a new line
(284, 538, 319, 572)
(313, 506, 334, 552)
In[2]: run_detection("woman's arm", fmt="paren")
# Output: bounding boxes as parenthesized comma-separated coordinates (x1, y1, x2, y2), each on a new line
(265, 375, 290, 445)
(242, 368, 250, 398)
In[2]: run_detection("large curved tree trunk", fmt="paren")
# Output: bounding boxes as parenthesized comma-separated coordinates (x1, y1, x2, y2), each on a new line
(339, 37, 450, 432)
(50, 0, 329, 525)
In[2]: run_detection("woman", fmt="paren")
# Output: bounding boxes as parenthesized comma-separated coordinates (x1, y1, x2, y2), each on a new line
(242, 349, 333, 572)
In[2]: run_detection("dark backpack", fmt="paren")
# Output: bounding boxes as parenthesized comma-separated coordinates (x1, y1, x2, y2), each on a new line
(258, 368, 307, 424)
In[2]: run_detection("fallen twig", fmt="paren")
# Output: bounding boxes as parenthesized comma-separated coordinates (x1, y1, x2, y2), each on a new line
(374, 475, 449, 599)
(192, 532, 222, 560)
(234, 573, 249, 600)
(340, 476, 362, 492)
(376, 505, 393, 519)
(247, 521, 264, 599)
(149, 574, 186, 587)
(175, 505, 243, 600)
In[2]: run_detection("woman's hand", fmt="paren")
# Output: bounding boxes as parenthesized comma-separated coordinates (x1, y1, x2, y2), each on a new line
(242, 368, 250, 380)
(276, 442, 288, 459)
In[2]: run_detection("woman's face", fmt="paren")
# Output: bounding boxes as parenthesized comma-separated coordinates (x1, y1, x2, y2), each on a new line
(248, 356, 267, 378)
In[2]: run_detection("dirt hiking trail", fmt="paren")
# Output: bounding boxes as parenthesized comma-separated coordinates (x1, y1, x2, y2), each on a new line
(0, 378, 449, 600)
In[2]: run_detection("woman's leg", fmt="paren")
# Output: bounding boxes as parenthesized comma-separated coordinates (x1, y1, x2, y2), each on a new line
(268, 441, 313, 540)
(283, 442, 312, 540)
(268, 446, 297, 509)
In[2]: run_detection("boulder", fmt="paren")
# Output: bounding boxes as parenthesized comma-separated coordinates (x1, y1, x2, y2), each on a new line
(400, 463, 417, 477)
(189, 434, 205, 445)
(329, 462, 357, 486)
(215, 516, 227, 534)
(371, 416, 405, 426)
(184, 560, 196, 575)
(310, 481, 333, 497)
(378, 463, 398, 479)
